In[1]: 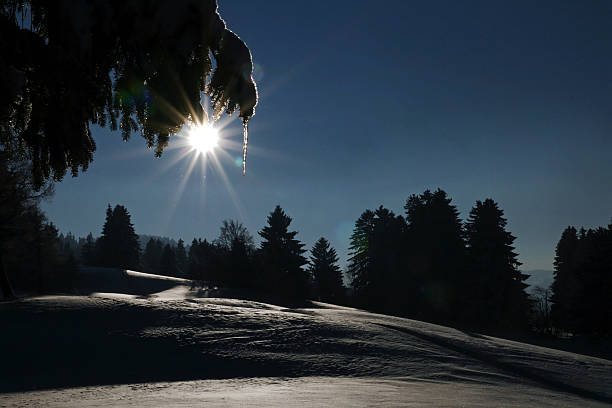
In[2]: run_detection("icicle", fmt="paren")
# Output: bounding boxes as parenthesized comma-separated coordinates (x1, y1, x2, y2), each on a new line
(241, 119, 249, 176)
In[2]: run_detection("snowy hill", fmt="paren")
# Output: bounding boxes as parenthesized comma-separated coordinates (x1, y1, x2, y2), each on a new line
(1, 269, 611, 407)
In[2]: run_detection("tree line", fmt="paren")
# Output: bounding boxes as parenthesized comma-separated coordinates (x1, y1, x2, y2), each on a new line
(72, 204, 344, 304)
(66, 188, 532, 332)
(1, 163, 531, 332)
(348, 189, 530, 331)
(548, 224, 612, 336)
(0, 154, 77, 298)
(4, 150, 610, 337)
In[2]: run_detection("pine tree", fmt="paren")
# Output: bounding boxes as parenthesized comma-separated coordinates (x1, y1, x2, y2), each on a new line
(175, 239, 188, 276)
(188, 238, 215, 282)
(80, 233, 97, 266)
(551, 224, 612, 335)
(404, 189, 467, 323)
(159, 244, 178, 277)
(188, 239, 201, 281)
(98, 205, 140, 269)
(227, 235, 253, 288)
(348, 207, 406, 313)
(258, 206, 309, 299)
(0, 153, 53, 298)
(59, 232, 78, 258)
(465, 199, 529, 330)
(142, 238, 163, 274)
(310, 237, 344, 303)
(347, 210, 376, 299)
(571, 226, 612, 335)
(99, 204, 113, 251)
(550, 226, 580, 333)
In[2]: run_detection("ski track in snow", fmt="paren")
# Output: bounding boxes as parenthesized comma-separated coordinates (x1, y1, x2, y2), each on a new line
(1, 272, 611, 407)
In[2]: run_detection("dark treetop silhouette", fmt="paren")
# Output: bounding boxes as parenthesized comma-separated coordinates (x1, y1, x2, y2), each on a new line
(97, 204, 140, 270)
(347, 190, 532, 332)
(0, 0, 257, 187)
(551, 224, 612, 335)
(464, 199, 530, 330)
(309, 237, 345, 303)
(258, 205, 309, 299)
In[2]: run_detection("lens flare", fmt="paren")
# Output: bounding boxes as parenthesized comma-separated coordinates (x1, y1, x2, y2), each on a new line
(188, 123, 219, 153)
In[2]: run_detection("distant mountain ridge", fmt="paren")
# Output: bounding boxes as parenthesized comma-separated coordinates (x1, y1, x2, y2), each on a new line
(523, 269, 553, 292)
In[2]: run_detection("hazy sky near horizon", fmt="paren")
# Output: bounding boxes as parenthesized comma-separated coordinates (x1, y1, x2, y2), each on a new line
(43, 1, 612, 271)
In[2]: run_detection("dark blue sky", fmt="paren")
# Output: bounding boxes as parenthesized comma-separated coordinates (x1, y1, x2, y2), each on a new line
(43, 0, 612, 271)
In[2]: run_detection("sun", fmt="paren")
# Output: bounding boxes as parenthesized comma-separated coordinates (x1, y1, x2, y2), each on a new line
(188, 123, 219, 153)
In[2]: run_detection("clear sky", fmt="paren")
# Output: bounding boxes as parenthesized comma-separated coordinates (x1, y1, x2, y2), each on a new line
(43, 0, 612, 272)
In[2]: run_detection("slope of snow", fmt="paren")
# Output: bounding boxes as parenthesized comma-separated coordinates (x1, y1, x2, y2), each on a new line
(1, 271, 611, 407)
(2, 377, 607, 408)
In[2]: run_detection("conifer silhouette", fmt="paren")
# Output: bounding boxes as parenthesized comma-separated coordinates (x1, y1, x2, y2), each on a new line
(551, 224, 612, 335)
(175, 239, 188, 276)
(0, 154, 53, 297)
(465, 199, 529, 330)
(142, 238, 163, 274)
(348, 207, 406, 314)
(80, 233, 97, 266)
(550, 226, 580, 333)
(310, 237, 345, 302)
(404, 189, 467, 322)
(159, 244, 178, 277)
(258, 206, 309, 299)
(98, 205, 140, 269)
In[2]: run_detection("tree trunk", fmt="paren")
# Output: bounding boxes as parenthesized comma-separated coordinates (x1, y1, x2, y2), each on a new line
(0, 251, 14, 299)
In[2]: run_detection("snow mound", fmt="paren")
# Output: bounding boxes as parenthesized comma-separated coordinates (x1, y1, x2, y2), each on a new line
(1, 270, 611, 406)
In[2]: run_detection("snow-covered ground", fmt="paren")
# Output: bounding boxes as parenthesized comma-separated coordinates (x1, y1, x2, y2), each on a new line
(1, 269, 610, 407)
(3, 376, 607, 408)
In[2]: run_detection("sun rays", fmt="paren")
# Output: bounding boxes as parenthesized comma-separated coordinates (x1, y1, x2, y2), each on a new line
(146, 100, 253, 231)
(110, 82, 276, 231)
(188, 123, 219, 154)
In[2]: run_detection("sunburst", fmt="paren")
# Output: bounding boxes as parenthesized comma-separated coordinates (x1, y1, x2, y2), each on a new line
(187, 122, 219, 154)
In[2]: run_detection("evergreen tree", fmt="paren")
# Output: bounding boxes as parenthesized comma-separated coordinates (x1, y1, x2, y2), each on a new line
(550, 226, 580, 333)
(258, 206, 309, 299)
(464, 199, 530, 330)
(0, 153, 53, 298)
(188, 239, 201, 281)
(159, 244, 178, 277)
(1, 1, 257, 187)
(97, 205, 140, 269)
(347, 210, 376, 299)
(80, 233, 97, 266)
(98, 205, 113, 258)
(309, 237, 345, 303)
(57, 232, 78, 257)
(226, 235, 253, 288)
(572, 226, 612, 335)
(188, 238, 215, 282)
(551, 224, 612, 335)
(404, 189, 467, 323)
(142, 238, 163, 274)
(348, 207, 406, 314)
(175, 239, 188, 276)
